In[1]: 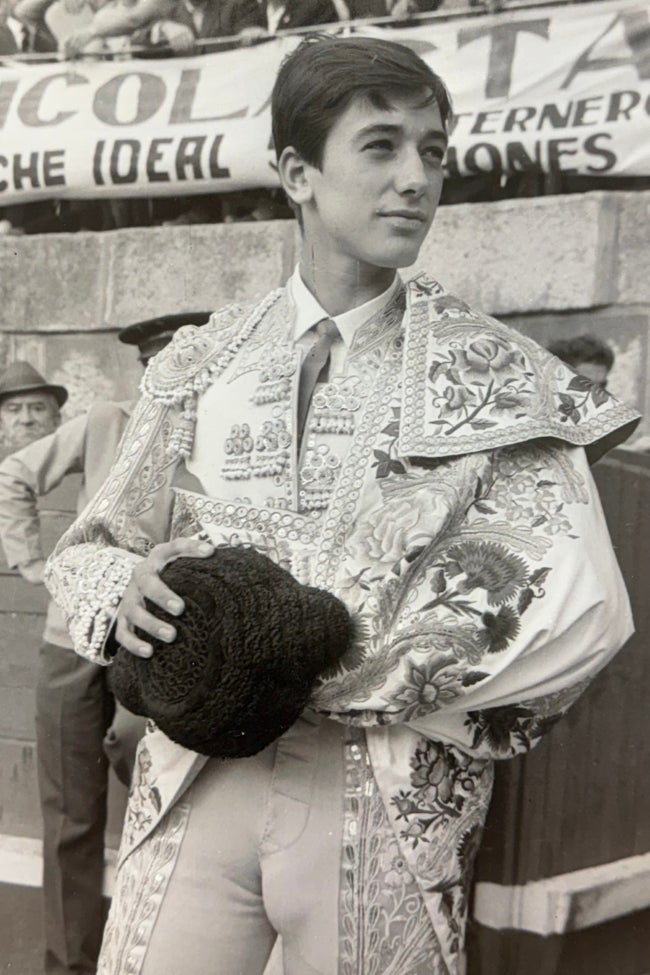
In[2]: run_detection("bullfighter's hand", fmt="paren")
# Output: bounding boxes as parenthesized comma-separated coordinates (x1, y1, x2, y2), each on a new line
(115, 538, 214, 658)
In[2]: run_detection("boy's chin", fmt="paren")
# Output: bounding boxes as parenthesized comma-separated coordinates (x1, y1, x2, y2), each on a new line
(371, 244, 424, 270)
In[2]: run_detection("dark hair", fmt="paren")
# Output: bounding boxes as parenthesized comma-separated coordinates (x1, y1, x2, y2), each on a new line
(272, 34, 452, 168)
(548, 334, 614, 371)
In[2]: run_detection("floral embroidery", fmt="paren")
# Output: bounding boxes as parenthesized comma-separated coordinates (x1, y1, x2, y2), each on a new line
(464, 704, 564, 756)
(399, 276, 639, 457)
(391, 655, 466, 720)
(391, 740, 488, 851)
(46, 275, 635, 975)
(122, 742, 162, 851)
(98, 802, 190, 975)
(559, 372, 611, 423)
(444, 540, 530, 606)
(478, 605, 521, 653)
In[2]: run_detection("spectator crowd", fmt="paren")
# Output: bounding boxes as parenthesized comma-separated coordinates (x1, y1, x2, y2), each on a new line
(1, 0, 648, 235)
(0, 0, 451, 60)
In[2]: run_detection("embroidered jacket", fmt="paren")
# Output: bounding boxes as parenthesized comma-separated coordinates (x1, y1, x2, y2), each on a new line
(45, 275, 638, 974)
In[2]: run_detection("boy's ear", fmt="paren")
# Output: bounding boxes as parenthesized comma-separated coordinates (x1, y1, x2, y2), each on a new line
(277, 146, 314, 206)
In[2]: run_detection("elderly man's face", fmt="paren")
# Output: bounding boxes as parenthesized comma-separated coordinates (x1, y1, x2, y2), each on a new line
(0, 391, 61, 448)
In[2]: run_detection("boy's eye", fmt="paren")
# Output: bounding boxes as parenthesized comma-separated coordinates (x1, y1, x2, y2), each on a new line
(422, 145, 445, 163)
(364, 139, 394, 152)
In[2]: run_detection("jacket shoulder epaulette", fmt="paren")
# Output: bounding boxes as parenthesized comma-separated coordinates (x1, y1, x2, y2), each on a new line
(141, 301, 258, 405)
(398, 274, 640, 462)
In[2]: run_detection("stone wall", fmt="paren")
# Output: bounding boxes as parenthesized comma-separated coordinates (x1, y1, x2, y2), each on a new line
(0, 190, 648, 841)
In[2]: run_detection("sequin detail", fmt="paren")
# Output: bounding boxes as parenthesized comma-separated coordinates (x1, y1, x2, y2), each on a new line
(221, 423, 254, 480)
(310, 377, 362, 436)
(340, 729, 446, 975)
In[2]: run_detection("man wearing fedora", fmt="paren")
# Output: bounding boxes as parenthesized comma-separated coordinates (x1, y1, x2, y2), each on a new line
(0, 312, 209, 975)
(0, 361, 67, 460)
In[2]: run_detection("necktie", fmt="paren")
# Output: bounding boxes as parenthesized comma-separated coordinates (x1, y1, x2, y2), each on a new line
(297, 318, 339, 444)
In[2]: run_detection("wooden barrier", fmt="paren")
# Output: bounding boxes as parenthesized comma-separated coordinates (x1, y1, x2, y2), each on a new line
(468, 447, 650, 975)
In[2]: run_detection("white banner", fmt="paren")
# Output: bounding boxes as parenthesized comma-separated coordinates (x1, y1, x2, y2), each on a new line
(0, 0, 649, 202)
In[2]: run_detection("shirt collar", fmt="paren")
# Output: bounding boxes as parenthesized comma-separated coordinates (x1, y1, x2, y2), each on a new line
(289, 266, 401, 349)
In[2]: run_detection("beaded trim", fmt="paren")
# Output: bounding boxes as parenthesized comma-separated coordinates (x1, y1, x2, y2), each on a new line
(143, 291, 283, 459)
(309, 377, 362, 436)
(52, 546, 140, 663)
(171, 488, 321, 547)
(98, 802, 190, 975)
(299, 442, 342, 512)
(313, 328, 404, 592)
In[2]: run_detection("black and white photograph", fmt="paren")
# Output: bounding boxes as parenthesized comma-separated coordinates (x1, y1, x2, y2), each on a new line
(0, 1, 649, 973)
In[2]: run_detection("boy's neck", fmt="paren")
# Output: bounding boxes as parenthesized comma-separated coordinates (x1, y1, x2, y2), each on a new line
(298, 246, 397, 317)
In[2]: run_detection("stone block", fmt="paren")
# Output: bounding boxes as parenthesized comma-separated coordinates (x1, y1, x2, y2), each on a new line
(614, 192, 650, 305)
(405, 192, 619, 315)
(0, 614, 40, 741)
(0, 233, 107, 331)
(104, 220, 297, 325)
(0, 739, 39, 838)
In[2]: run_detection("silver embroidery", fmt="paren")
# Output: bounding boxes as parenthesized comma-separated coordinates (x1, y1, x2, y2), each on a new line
(340, 729, 446, 975)
(98, 802, 190, 975)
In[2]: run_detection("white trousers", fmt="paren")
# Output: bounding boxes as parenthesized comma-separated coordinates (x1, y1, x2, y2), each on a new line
(99, 714, 443, 975)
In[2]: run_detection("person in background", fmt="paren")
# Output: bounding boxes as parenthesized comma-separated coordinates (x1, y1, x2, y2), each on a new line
(344, 0, 441, 22)
(139, 0, 262, 53)
(46, 36, 639, 975)
(547, 334, 614, 390)
(0, 312, 209, 975)
(0, 362, 64, 459)
(4, 0, 57, 52)
(63, 0, 176, 57)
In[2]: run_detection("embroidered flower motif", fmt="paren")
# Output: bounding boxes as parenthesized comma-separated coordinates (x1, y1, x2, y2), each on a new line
(457, 824, 484, 874)
(124, 742, 162, 844)
(392, 655, 464, 720)
(402, 820, 428, 843)
(454, 337, 524, 377)
(380, 838, 416, 889)
(492, 388, 527, 411)
(440, 384, 474, 416)
(410, 740, 450, 795)
(465, 704, 541, 755)
(446, 541, 529, 606)
(479, 605, 521, 653)
(348, 474, 451, 570)
(392, 792, 420, 817)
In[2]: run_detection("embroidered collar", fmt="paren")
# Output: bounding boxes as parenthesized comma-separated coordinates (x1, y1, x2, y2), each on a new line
(289, 267, 401, 349)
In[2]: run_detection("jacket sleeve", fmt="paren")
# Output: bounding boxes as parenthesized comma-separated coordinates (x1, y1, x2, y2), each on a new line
(44, 392, 179, 664)
(0, 413, 87, 570)
(310, 441, 633, 759)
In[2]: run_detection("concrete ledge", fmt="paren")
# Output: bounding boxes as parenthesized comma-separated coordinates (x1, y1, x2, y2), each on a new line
(407, 192, 619, 315)
(0, 233, 108, 330)
(615, 194, 650, 306)
(2, 192, 649, 332)
(103, 220, 297, 325)
(0, 740, 39, 838)
(473, 852, 650, 934)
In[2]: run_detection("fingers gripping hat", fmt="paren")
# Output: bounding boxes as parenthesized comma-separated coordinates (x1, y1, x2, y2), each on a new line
(109, 546, 353, 758)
